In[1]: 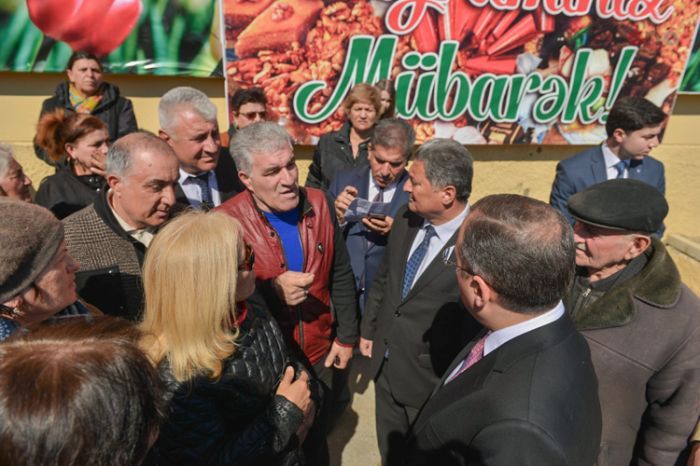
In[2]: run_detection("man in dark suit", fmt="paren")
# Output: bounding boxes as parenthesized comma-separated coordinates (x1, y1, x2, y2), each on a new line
(403, 194, 602, 466)
(329, 118, 414, 313)
(550, 96, 666, 234)
(158, 86, 241, 210)
(359, 138, 480, 464)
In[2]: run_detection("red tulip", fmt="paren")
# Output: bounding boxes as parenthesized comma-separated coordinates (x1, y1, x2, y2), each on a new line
(28, 0, 143, 56)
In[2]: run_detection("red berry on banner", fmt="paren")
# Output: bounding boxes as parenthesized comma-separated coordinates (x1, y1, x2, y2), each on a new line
(27, 0, 143, 56)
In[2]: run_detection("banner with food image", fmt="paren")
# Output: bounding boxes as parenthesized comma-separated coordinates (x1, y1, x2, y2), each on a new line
(223, 0, 698, 144)
(0, 0, 221, 76)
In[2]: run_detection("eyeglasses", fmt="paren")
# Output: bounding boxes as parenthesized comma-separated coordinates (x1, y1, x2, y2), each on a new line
(239, 243, 255, 271)
(238, 111, 266, 120)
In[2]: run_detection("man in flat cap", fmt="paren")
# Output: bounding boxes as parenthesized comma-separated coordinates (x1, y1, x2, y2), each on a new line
(566, 179, 700, 466)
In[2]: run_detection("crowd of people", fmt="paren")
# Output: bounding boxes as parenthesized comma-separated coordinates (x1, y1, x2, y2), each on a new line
(1, 50, 699, 466)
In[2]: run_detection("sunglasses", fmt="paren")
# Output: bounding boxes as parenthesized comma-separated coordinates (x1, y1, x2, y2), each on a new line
(239, 111, 266, 120)
(239, 243, 255, 271)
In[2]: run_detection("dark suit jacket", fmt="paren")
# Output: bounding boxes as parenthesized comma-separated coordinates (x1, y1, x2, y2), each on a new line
(174, 149, 243, 208)
(549, 145, 665, 233)
(403, 314, 602, 466)
(361, 205, 481, 409)
(328, 166, 410, 312)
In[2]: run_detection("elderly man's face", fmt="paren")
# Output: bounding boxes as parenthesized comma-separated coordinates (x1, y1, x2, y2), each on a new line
(110, 150, 179, 229)
(404, 160, 444, 221)
(368, 144, 407, 189)
(164, 109, 220, 175)
(572, 222, 640, 277)
(240, 146, 299, 213)
(0, 158, 32, 202)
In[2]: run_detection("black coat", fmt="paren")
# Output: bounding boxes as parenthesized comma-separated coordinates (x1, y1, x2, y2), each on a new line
(35, 162, 106, 219)
(173, 149, 244, 210)
(361, 205, 481, 409)
(404, 314, 602, 466)
(148, 298, 312, 466)
(35, 81, 137, 164)
(305, 122, 370, 190)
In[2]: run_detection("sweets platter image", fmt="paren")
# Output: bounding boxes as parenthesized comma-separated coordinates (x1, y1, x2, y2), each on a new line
(223, 0, 699, 144)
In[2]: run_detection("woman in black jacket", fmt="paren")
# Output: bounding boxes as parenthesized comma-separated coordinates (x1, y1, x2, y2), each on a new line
(305, 83, 382, 190)
(140, 211, 317, 466)
(34, 109, 109, 219)
(35, 51, 136, 164)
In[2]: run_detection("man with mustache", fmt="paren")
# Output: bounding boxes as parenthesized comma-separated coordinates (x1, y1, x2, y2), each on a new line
(159, 86, 241, 210)
(566, 179, 700, 465)
(550, 96, 666, 235)
(63, 132, 179, 319)
(359, 138, 481, 465)
(216, 122, 358, 466)
(329, 118, 415, 313)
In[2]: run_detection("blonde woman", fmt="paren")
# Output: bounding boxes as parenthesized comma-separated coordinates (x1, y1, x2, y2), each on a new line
(140, 211, 316, 465)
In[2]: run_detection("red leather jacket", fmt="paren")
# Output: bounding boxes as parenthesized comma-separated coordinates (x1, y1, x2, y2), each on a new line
(216, 188, 357, 365)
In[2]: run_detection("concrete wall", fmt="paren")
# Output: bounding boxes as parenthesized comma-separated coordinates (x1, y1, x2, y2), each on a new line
(2, 71, 699, 288)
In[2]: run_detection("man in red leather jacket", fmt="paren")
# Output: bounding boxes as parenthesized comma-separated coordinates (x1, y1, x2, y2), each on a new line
(216, 122, 358, 464)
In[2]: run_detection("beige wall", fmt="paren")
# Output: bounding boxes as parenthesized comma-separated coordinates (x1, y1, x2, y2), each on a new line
(2, 71, 698, 241)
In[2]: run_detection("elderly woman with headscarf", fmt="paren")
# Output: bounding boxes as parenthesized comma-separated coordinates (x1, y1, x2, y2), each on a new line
(35, 51, 136, 165)
(0, 199, 95, 341)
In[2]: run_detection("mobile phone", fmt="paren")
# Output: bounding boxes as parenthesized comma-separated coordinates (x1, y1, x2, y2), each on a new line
(367, 213, 386, 220)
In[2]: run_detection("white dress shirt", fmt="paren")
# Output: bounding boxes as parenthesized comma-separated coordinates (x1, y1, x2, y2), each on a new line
(108, 191, 155, 247)
(367, 171, 399, 204)
(178, 168, 222, 207)
(444, 301, 565, 383)
(406, 205, 469, 290)
(602, 143, 628, 180)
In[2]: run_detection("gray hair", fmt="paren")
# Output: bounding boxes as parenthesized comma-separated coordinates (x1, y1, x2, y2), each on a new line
(415, 139, 473, 202)
(371, 118, 415, 159)
(0, 143, 14, 178)
(158, 87, 217, 133)
(459, 194, 575, 314)
(107, 131, 174, 178)
(229, 122, 293, 175)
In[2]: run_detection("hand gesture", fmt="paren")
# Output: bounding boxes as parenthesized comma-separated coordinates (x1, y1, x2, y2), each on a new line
(362, 215, 394, 236)
(324, 340, 354, 369)
(359, 337, 373, 357)
(272, 271, 315, 305)
(276, 366, 312, 414)
(334, 186, 358, 223)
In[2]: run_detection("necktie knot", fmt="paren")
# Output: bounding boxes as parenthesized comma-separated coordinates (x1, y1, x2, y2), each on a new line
(614, 160, 629, 179)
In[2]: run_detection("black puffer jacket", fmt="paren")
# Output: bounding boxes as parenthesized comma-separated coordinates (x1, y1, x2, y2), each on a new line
(35, 81, 137, 164)
(147, 298, 314, 466)
(35, 161, 106, 219)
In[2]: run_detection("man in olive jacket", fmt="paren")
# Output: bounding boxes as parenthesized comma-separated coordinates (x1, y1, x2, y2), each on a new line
(566, 179, 700, 466)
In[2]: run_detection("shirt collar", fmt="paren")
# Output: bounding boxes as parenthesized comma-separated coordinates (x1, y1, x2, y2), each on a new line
(602, 142, 623, 169)
(423, 204, 470, 240)
(108, 191, 156, 246)
(179, 168, 213, 184)
(484, 301, 565, 356)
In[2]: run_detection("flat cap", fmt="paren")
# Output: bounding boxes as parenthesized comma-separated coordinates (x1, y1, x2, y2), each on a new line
(567, 179, 668, 233)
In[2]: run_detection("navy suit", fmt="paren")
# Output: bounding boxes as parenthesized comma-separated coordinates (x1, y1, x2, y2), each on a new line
(328, 166, 410, 313)
(549, 146, 665, 234)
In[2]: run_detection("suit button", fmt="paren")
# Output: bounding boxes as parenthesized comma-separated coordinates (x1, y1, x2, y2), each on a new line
(394, 310, 401, 317)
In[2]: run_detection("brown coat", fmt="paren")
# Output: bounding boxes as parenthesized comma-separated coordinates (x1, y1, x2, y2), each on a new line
(567, 239, 700, 466)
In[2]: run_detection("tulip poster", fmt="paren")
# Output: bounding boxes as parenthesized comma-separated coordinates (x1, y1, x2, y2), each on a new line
(224, 0, 699, 144)
(0, 0, 222, 76)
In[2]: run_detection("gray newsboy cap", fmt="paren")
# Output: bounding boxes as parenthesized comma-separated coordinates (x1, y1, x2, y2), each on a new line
(0, 198, 64, 303)
(567, 179, 668, 233)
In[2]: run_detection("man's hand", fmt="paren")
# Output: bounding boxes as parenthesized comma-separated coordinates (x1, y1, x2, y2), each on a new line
(362, 215, 394, 236)
(359, 337, 373, 357)
(334, 186, 358, 223)
(324, 341, 353, 369)
(272, 271, 315, 306)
